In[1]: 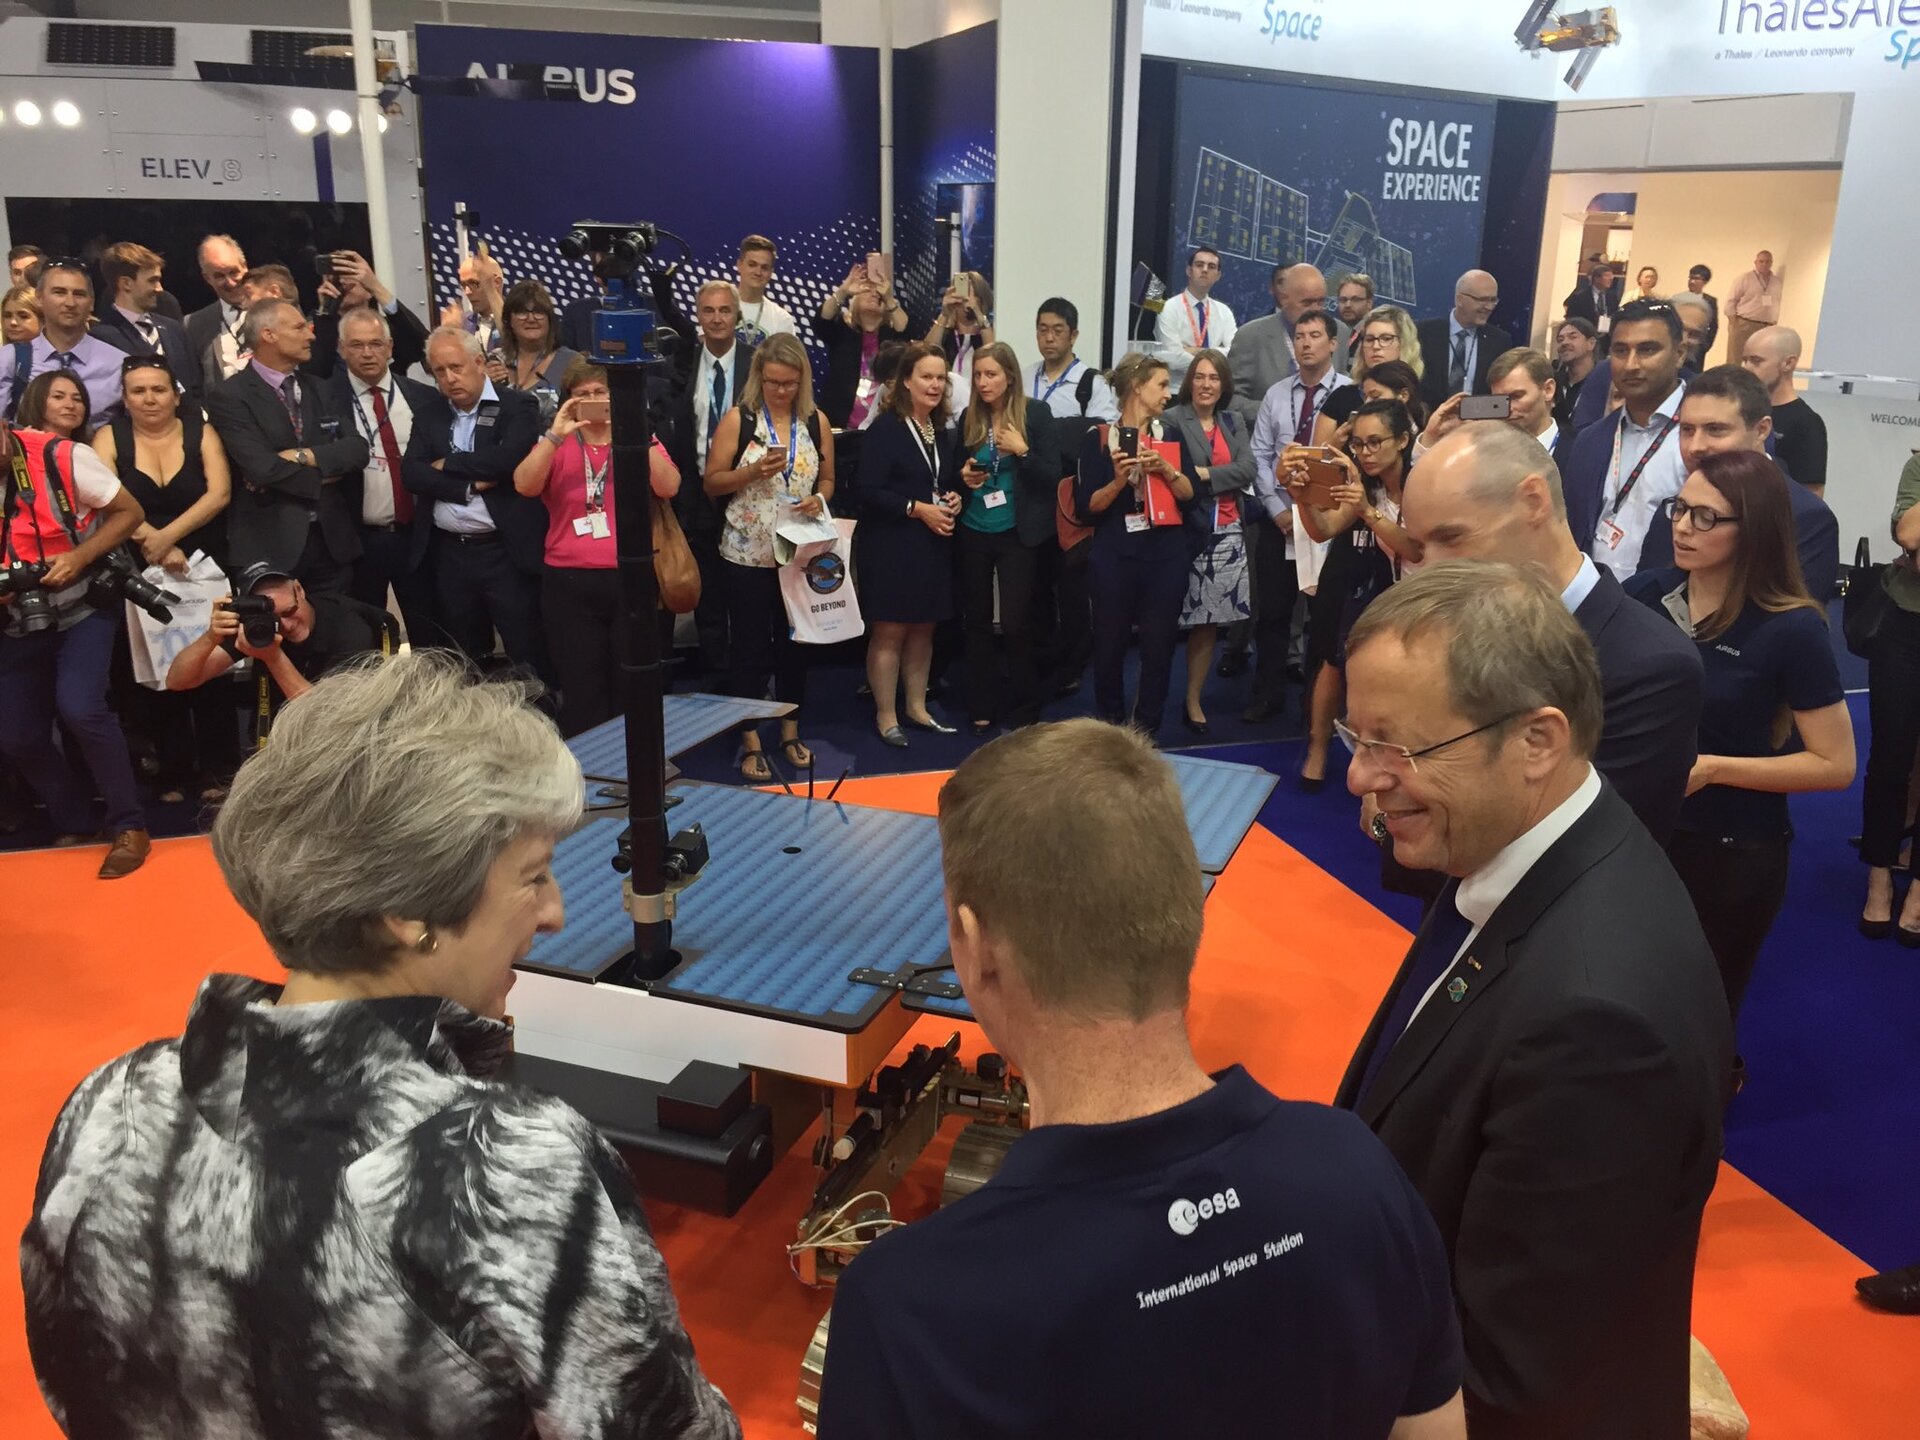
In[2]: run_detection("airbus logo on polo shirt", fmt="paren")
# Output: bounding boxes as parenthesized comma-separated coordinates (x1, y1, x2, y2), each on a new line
(1167, 1186, 1241, 1235)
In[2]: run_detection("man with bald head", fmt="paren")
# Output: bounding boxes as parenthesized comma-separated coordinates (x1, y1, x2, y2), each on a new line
(1416, 270, 1510, 409)
(1723, 250, 1780, 366)
(1227, 261, 1350, 401)
(1741, 324, 1826, 494)
(187, 233, 251, 383)
(1398, 421, 1701, 843)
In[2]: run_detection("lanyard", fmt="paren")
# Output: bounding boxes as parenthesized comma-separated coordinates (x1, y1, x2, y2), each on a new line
(1182, 294, 1209, 348)
(762, 406, 798, 483)
(1034, 359, 1079, 403)
(348, 378, 397, 443)
(1604, 412, 1679, 520)
(909, 419, 942, 497)
(579, 435, 610, 510)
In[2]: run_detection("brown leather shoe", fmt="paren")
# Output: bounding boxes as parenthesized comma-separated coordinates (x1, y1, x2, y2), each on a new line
(52, 831, 101, 848)
(97, 829, 151, 879)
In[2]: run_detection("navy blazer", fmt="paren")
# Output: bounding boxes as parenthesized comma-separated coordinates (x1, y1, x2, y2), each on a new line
(1416, 316, 1512, 408)
(328, 368, 441, 569)
(1566, 360, 1702, 435)
(400, 385, 546, 576)
(1336, 783, 1730, 1439)
(205, 367, 370, 578)
(1573, 565, 1703, 845)
(91, 308, 202, 405)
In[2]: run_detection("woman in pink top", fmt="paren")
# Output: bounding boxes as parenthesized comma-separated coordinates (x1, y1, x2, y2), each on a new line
(512, 357, 679, 737)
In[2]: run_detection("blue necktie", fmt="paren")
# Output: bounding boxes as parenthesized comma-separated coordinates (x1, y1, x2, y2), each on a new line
(707, 359, 726, 440)
(1449, 330, 1469, 392)
(1356, 883, 1475, 1106)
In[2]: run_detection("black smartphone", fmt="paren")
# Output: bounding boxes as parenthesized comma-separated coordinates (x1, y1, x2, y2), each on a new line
(1116, 425, 1140, 458)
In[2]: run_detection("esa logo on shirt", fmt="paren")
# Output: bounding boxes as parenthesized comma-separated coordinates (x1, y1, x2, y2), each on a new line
(1167, 1188, 1241, 1235)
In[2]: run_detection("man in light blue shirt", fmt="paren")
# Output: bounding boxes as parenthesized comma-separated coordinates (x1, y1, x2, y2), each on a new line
(1026, 299, 1118, 423)
(0, 259, 131, 429)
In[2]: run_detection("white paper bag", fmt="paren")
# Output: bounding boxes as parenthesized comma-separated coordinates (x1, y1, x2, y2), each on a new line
(126, 551, 227, 690)
(779, 517, 864, 645)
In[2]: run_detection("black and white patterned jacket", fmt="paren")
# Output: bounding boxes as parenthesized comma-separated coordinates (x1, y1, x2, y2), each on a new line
(21, 973, 741, 1440)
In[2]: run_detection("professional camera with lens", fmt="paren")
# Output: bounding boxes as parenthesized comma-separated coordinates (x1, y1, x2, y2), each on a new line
(0, 561, 56, 634)
(224, 594, 279, 649)
(84, 545, 178, 622)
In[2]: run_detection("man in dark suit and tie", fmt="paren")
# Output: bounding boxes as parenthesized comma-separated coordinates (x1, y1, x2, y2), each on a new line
(1336, 560, 1732, 1440)
(1399, 421, 1702, 845)
(91, 242, 201, 405)
(204, 299, 369, 594)
(329, 306, 442, 644)
(184, 233, 251, 386)
(1561, 261, 1620, 335)
(1416, 270, 1510, 410)
(657, 274, 755, 678)
(1636, 364, 1839, 599)
(403, 326, 545, 674)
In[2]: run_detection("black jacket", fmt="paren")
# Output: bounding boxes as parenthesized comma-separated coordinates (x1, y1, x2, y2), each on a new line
(953, 405, 1060, 548)
(307, 300, 430, 383)
(1337, 783, 1732, 1440)
(90, 308, 202, 405)
(1633, 456, 1839, 600)
(813, 310, 906, 430)
(665, 341, 757, 539)
(1572, 566, 1702, 845)
(401, 385, 546, 576)
(327, 367, 442, 569)
(205, 367, 370, 578)
(1562, 282, 1619, 332)
(1416, 317, 1513, 408)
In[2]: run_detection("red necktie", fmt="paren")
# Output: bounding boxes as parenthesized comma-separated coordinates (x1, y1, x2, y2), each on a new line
(369, 386, 412, 524)
(1293, 380, 1320, 444)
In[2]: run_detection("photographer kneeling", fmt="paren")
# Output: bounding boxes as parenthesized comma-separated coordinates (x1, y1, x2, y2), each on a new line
(167, 560, 391, 722)
(0, 414, 153, 877)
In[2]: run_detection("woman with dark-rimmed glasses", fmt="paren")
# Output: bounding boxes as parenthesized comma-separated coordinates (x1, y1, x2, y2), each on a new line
(1625, 449, 1854, 1060)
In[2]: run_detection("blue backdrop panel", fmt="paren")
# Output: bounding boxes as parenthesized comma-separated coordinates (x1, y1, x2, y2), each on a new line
(892, 23, 996, 321)
(521, 787, 951, 1031)
(1165, 753, 1279, 875)
(1169, 71, 1497, 324)
(413, 25, 880, 352)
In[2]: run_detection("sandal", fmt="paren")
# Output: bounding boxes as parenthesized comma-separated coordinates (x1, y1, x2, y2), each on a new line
(780, 737, 814, 770)
(740, 748, 772, 782)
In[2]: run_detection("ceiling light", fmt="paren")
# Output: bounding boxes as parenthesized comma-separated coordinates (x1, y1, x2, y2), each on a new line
(290, 107, 317, 135)
(326, 109, 352, 135)
(14, 101, 42, 127)
(51, 100, 81, 128)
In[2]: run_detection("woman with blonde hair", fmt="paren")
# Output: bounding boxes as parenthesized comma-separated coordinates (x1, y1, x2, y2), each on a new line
(705, 331, 834, 778)
(955, 340, 1058, 731)
(1073, 349, 1200, 735)
(2, 282, 40, 344)
(1315, 304, 1422, 442)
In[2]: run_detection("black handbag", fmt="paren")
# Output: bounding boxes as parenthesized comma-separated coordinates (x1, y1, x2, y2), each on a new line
(1843, 536, 1894, 659)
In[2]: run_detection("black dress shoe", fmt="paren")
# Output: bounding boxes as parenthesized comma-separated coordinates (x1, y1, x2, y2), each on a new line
(1298, 774, 1324, 794)
(1216, 652, 1247, 679)
(1857, 1261, 1920, 1314)
(1860, 913, 1893, 940)
(1181, 713, 1210, 736)
(1899, 924, 1920, 950)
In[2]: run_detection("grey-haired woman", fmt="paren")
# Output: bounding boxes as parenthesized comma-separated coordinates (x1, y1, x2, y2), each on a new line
(22, 650, 740, 1440)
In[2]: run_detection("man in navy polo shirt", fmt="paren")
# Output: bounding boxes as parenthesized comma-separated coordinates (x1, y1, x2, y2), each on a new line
(816, 720, 1465, 1440)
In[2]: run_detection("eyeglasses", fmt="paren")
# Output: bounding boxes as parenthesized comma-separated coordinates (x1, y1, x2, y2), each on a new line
(1350, 435, 1397, 454)
(119, 354, 172, 373)
(1360, 333, 1397, 348)
(1460, 291, 1498, 305)
(1334, 712, 1527, 775)
(1662, 497, 1741, 531)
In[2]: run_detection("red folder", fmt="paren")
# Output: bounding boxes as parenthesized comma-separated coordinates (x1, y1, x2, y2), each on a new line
(1142, 438, 1184, 526)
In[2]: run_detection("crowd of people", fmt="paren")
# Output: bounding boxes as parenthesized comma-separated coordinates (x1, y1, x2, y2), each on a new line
(8, 210, 1918, 1440)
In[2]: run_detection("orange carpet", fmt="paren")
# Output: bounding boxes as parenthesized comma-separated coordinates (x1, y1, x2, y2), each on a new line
(2, 771, 1914, 1437)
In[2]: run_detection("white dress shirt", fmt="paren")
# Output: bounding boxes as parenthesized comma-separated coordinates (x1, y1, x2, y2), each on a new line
(690, 343, 738, 468)
(434, 379, 499, 535)
(210, 302, 247, 380)
(1023, 357, 1120, 422)
(736, 295, 796, 343)
(1560, 553, 1602, 614)
(1154, 289, 1237, 385)
(1404, 765, 1603, 1030)
(1590, 381, 1688, 578)
(348, 370, 415, 527)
